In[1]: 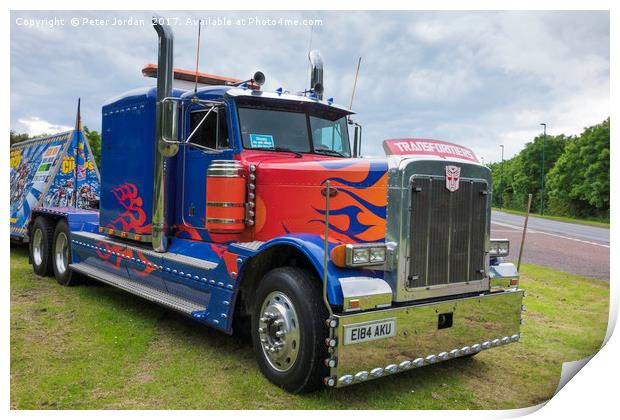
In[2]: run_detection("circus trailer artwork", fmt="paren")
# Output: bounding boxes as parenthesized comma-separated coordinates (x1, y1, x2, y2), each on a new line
(10, 101, 100, 241)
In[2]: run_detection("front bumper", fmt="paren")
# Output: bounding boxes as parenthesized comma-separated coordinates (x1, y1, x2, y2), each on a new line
(325, 288, 524, 387)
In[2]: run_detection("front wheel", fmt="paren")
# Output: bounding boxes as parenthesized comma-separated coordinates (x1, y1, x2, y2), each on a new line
(251, 267, 329, 393)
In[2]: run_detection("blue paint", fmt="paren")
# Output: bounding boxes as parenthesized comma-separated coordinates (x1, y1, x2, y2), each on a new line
(100, 87, 185, 235)
(322, 160, 387, 188)
(311, 205, 374, 238)
(333, 188, 387, 219)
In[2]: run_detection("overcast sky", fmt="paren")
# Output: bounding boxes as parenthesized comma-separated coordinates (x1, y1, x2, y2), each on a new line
(10, 10, 609, 162)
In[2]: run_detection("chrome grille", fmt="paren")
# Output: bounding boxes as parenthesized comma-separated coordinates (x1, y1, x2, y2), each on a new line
(408, 176, 488, 289)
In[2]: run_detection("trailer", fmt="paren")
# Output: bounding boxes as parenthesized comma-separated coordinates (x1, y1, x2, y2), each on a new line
(10, 103, 100, 243)
(27, 20, 524, 393)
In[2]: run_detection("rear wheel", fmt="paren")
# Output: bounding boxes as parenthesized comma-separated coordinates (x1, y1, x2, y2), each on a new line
(52, 220, 76, 286)
(30, 216, 54, 276)
(251, 267, 329, 393)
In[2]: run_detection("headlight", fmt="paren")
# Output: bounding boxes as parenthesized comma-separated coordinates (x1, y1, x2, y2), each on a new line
(352, 247, 370, 264)
(489, 239, 510, 257)
(369, 247, 386, 263)
(345, 243, 387, 267)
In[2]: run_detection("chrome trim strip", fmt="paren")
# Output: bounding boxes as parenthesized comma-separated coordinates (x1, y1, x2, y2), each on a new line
(206, 218, 245, 224)
(206, 201, 245, 208)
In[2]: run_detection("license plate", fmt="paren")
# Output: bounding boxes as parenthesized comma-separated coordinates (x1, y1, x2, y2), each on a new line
(343, 318, 396, 345)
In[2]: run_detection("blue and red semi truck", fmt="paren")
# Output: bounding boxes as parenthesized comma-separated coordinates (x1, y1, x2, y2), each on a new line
(26, 20, 524, 393)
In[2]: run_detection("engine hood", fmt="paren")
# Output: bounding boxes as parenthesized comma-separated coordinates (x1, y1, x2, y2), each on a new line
(240, 153, 389, 244)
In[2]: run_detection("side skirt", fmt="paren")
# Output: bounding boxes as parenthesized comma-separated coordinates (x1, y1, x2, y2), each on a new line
(70, 231, 237, 333)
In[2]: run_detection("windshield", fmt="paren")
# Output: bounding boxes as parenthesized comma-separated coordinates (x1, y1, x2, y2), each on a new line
(238, 105, 351, 157)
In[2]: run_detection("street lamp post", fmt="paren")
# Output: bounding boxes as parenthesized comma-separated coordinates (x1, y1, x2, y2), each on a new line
(540, 123, 547, 215)
(499, 144, 505, 210)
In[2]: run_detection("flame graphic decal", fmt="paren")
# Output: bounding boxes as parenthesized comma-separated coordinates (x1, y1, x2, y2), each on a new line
(108, 183, 151, 234)
(312, 160, 387, 243)
(95, 241, 158, 277)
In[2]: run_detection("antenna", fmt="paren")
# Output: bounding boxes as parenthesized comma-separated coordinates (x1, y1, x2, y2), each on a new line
(193, 20, 203, 94)
(349, 56, 362, 110)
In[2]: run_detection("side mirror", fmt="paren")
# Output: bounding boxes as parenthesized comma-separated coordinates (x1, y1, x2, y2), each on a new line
(350, 120, 362, 157)
(160, 100, 179, 157)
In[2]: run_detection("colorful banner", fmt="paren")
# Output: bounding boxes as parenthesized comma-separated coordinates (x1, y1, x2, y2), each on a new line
(10, 127, 101, 239)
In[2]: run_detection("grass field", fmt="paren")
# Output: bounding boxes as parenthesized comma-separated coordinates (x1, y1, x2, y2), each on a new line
(10, 245, 609, 409)
(492, 207, 610, 229)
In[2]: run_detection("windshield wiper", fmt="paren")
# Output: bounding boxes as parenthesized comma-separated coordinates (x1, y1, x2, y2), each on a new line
(314, 149, 347, 157)
(259, 147, 303, 158)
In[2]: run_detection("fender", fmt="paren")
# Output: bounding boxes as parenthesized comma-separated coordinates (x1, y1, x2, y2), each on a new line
(31, 206, 99, 236)
(232, 233, 380, 306)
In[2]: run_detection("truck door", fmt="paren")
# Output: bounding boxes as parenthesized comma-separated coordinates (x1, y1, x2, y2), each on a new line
(181, 105, 233, 232)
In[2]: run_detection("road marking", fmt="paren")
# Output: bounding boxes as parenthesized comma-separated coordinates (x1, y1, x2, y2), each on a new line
(491, 221, 610, 248)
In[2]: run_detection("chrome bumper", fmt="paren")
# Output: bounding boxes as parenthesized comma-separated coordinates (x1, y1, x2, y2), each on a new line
(325, 289, 524, 388)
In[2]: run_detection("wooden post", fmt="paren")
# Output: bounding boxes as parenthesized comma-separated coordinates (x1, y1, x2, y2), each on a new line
(517, 193, 533, 271)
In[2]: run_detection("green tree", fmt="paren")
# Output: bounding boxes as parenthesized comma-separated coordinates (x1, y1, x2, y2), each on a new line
(489, 157, 520, 209)
(507, 134, 567, 212)
(10, 131, 31, 145)
(83, 126, 102, 168)
(546, 118, 610, 219)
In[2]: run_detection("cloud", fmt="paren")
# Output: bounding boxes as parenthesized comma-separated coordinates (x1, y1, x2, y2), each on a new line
(14, 117, 73, 137)
(10, 11, 609, 163)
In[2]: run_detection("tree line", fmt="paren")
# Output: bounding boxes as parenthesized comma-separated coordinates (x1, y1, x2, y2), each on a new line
(488, 118, 610, 222)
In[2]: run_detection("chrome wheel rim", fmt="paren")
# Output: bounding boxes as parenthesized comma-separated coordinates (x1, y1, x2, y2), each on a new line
(258, 291, 300, 372)
(32, 228, 43, 266)
(54, 232, 68, 275)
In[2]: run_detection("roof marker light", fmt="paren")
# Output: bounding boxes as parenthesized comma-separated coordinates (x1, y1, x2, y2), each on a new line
(327, 97, 334, 105)
(276, 87, 283, 95)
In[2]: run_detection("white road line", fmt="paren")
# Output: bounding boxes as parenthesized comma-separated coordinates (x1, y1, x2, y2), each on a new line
(491, 221, 610, 248)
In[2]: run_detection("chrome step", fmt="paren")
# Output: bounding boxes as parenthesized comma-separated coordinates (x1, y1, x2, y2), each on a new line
(70, 262, 205, 315)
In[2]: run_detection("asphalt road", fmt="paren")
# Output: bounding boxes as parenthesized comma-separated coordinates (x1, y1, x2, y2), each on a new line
(490, 210, 610, 280)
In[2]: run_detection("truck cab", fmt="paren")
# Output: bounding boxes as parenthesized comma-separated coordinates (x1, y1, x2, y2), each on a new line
(28, 20, 524, 394)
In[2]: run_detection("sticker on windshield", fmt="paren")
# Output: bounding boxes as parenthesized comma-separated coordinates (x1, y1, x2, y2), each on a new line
(249, 134, 275, 149)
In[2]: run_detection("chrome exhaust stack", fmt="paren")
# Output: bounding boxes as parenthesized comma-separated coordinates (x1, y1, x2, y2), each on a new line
(309, 50, 324, 100)
(152, 17, 176, 252)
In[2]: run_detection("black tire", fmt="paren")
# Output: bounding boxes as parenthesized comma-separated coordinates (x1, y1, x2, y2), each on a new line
(52, 219, 76, 286)
(251, 267, 329, 393)
(29, 216, 54, 277)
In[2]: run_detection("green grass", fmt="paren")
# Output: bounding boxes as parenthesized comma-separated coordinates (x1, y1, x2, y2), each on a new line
(10, 246, 609, 409)
(492, 207, 610, 228)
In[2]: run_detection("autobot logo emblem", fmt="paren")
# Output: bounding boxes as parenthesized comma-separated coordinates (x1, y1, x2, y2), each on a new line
(445, 165, 461, 192)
